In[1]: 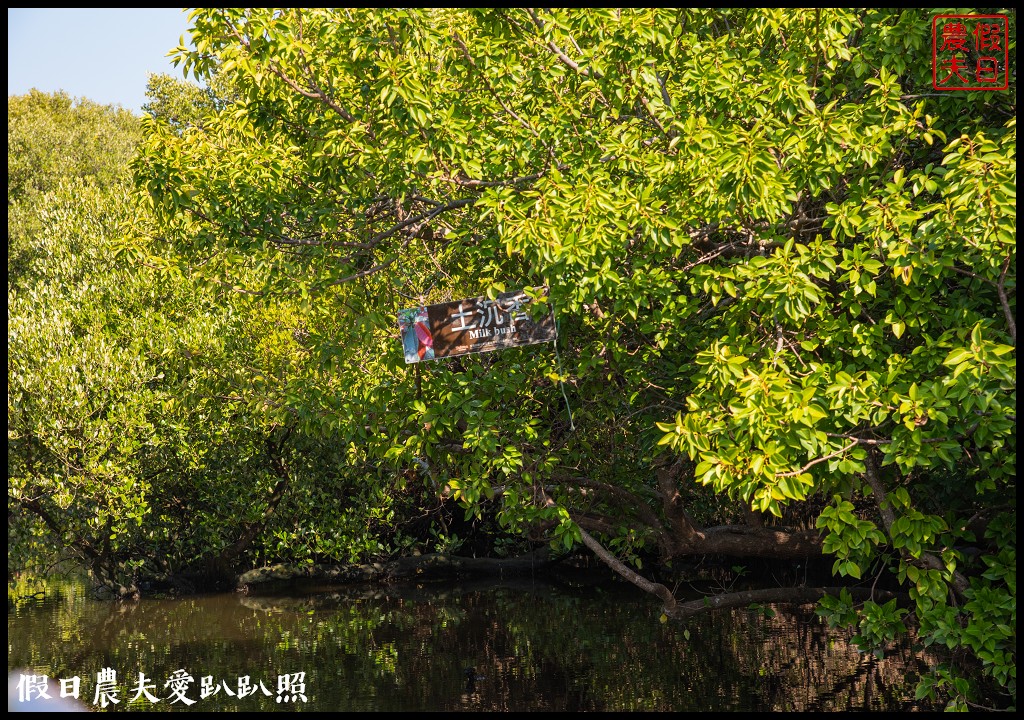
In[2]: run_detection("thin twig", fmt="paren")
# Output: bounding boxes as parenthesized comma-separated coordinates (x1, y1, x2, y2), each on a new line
(776, 441, 857, 478)
(526, 9, 591, 76)
(226, 17, 356, 122)
(438, 170, 547, 189)
(997, 254, 1016, 345)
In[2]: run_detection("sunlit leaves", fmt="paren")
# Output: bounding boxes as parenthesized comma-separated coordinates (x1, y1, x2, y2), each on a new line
(52, 8, 1017, 708)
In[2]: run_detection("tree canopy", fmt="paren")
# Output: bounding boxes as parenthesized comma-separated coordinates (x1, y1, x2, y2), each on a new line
(9, 8, 1015, 711)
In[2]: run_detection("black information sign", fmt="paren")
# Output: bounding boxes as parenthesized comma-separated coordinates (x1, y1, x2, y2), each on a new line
(398, 289, 556, 363)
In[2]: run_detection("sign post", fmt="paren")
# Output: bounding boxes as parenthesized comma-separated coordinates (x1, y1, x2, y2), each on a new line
(397, 289, 556, 363)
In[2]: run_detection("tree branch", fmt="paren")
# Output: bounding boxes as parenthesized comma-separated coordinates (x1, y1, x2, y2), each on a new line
(226, 16, 356, 123)
(637, 93, 669, 136)
(997, 253, 1016, 345)
(557, 475, 666, 533)
(576, 524, 678, 611)
(525, 9, 591, 77)
(452, 31, 545, 144)
(698, 525, 823, 559)
(862, 451, 969, 598)
(776, 441, 858, 478)
(267, 62, 357, 123)
(655, 460, 706, 550)
(664, 586, 901, 620)
(321, 196, 472, 287)
(215, 427, 294, 568)
(439, 170, 547, 189)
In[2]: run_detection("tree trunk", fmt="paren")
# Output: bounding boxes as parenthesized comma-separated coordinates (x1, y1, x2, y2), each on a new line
(664, 586, 902, 620)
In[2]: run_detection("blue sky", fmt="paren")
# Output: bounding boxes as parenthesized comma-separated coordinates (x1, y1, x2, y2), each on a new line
(8, 8, 196, 114)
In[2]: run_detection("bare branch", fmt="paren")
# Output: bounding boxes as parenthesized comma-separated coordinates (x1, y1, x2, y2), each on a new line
(557, 474, 667, 537)
(526, 9, 591, 77)
(665, 586, 900, 620)
(225, 17, 356, 122)
(326, 196, 474, 287)
(777, 441, 858, 478)
(656, 72, 672, 108)
(362, 196, 474, 248)
(950, 264, 998, 285)
(267, 62, 356, 123)
(638, 94, 668, 136)
(825, 432, 890, 446)
(997, 253, 1016, 345)
(439, 170, 547, 189)
(324, 252, 406, 288)
(452, 31, 544, 143)
(577, 524, 679, 610)
(654, 461, 706, 550)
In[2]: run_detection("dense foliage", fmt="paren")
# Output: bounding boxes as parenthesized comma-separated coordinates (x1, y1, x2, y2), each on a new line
(7, 90, 446, 596)
(8, 8, 1015, 711)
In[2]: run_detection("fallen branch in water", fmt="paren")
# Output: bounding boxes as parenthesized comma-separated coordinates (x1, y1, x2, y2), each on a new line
(664, 586, 902, 620)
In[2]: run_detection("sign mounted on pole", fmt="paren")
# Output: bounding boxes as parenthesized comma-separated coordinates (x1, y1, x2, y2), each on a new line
(398, 289, 556, 363)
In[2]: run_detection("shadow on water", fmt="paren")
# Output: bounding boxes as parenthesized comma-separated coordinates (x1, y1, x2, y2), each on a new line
(8, 573, 940, 712)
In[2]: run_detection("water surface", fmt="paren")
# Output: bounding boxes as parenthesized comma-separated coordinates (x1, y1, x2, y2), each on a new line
(8, 573, 939, 712)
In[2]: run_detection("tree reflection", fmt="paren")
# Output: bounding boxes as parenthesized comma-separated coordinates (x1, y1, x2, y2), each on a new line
(8, 575, 940, 711)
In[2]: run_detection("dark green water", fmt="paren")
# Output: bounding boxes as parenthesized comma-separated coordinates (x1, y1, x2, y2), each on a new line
(8, 573, 939, 712)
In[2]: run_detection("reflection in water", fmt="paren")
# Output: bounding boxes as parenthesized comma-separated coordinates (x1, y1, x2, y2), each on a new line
(8, 574, 939, 712)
